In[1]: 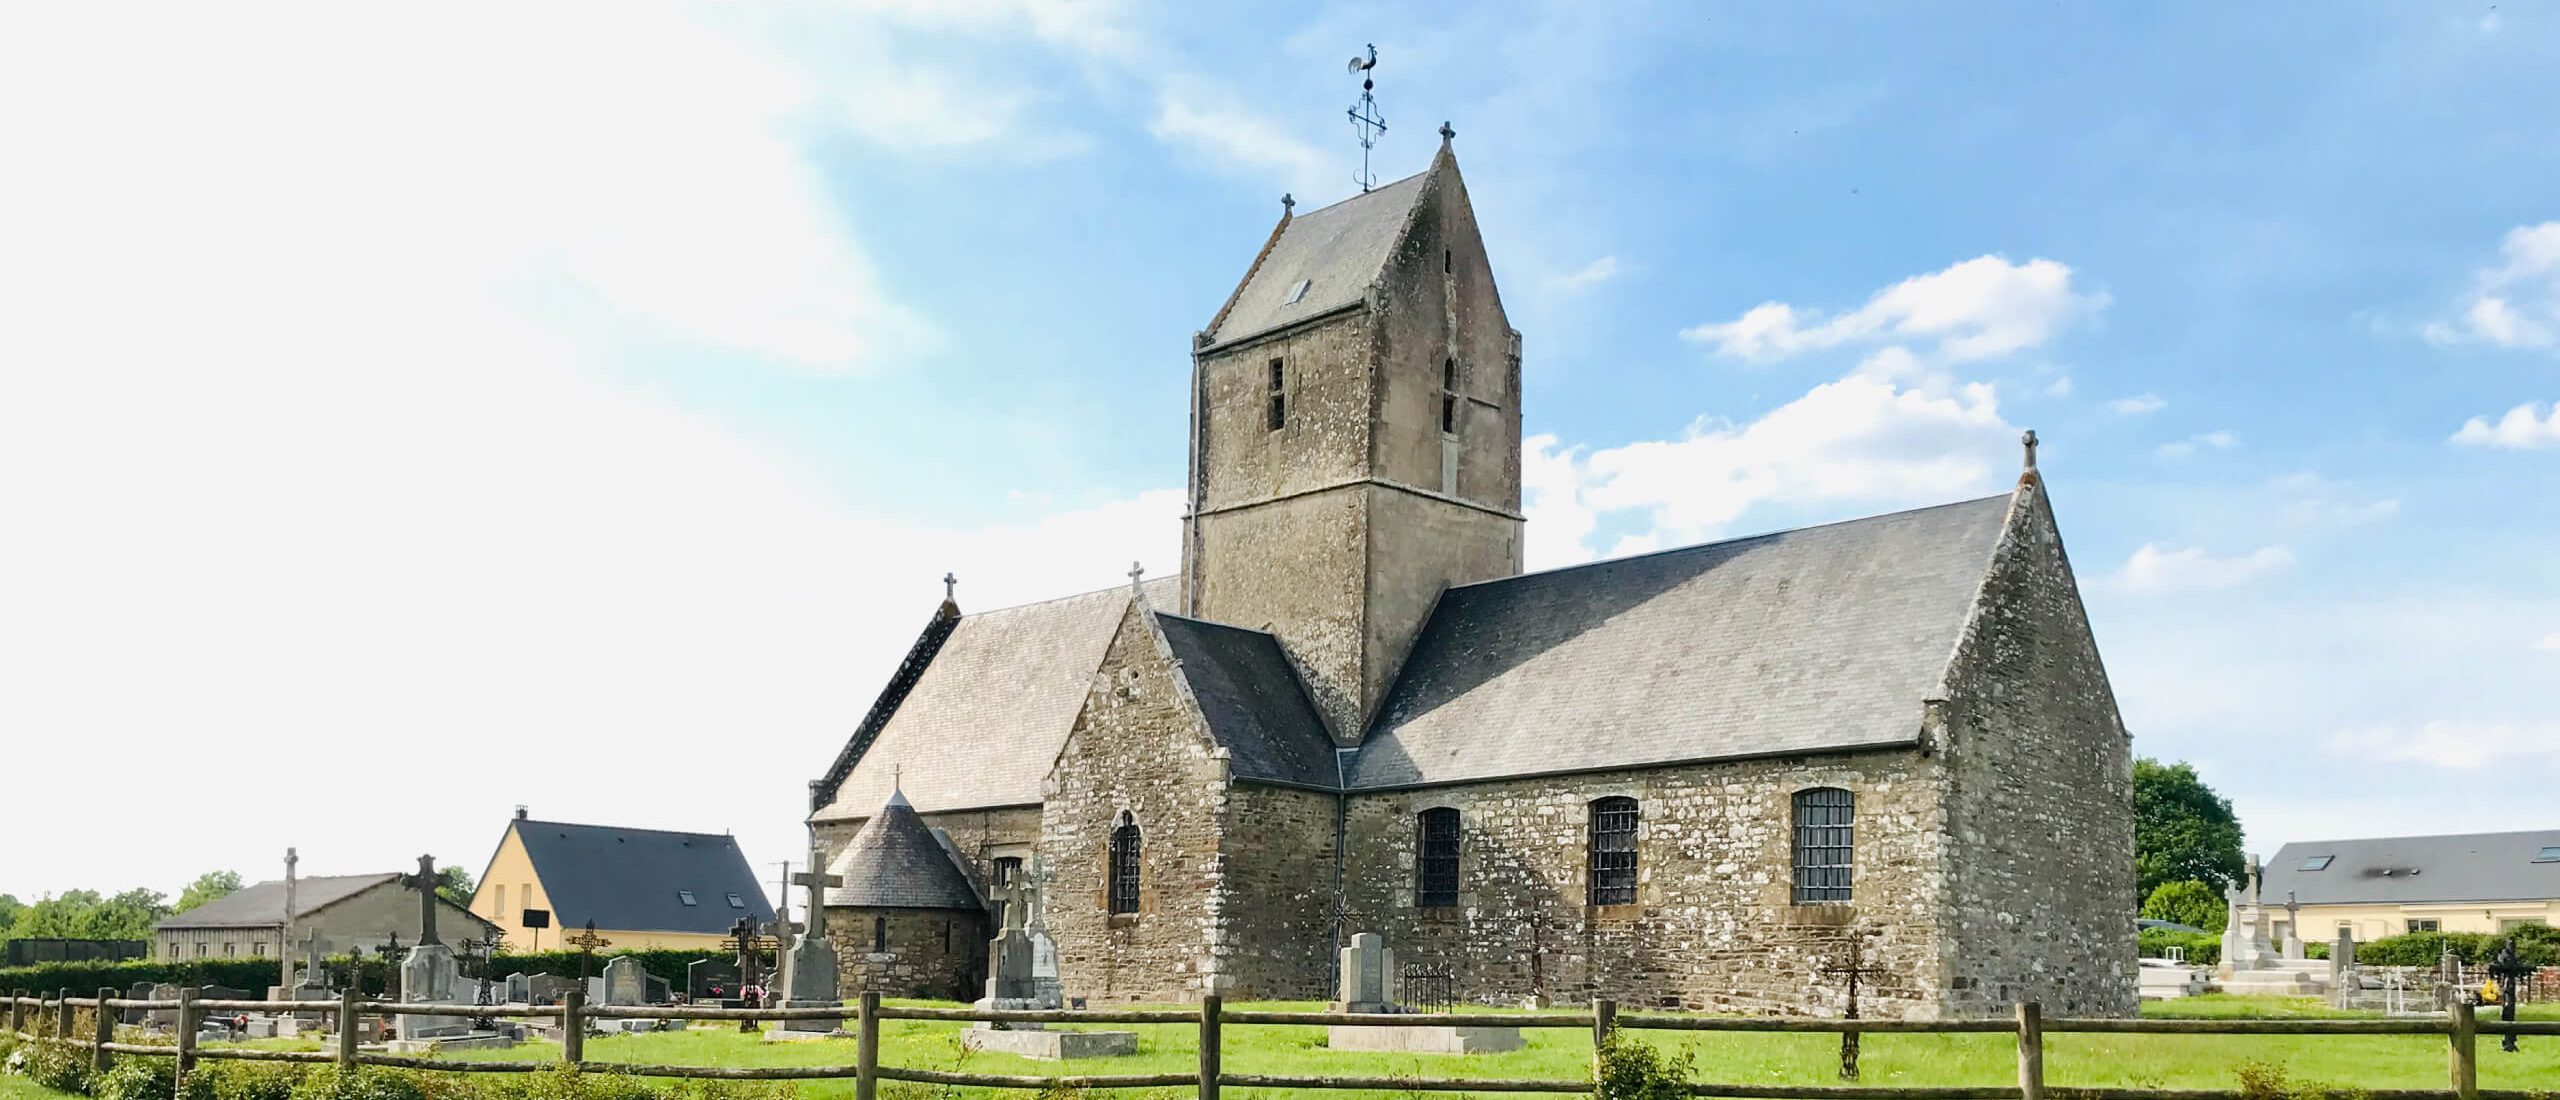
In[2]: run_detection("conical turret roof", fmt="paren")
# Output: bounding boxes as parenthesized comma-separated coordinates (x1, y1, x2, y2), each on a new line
(823, 789, 983, 910)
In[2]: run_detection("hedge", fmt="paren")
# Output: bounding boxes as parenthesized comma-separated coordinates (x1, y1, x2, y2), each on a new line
(2138, 928, 2220, 966)
(0, 950, 734, 1001)
(2, 1035, 800, 1100)
(2354, 924, 2559, 967)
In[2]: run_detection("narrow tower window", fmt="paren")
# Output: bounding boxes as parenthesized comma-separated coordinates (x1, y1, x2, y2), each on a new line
(872, 916, 887, 953)
(1109, 811, 1142, 915)
(1588, 797, 1639, 906)
(1417, 807, 1461, 907)
(1791, 787, 1854, 904)
(1266, 359, 1286, 431)
(1443, 248, 1452, 274)
(1440, 358, 1458, 435)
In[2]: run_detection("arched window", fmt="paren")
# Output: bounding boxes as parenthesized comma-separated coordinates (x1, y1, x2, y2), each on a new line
(1587, 797, 1639, 906)
(1416, 807, 1461, 908)
(872, 915, 888, 953)
(1792, 787, 1854, 904)
(1109, 812, 1142, 915)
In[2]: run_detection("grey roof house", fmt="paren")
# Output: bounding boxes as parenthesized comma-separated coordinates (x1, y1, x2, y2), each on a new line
(153, 871, 495, 962)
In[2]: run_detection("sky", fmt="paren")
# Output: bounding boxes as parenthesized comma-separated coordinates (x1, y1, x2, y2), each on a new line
(2, 2, 2554, 915)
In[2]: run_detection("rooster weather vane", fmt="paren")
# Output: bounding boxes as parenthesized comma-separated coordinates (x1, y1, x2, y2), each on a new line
(1346, 44, 1386, 192)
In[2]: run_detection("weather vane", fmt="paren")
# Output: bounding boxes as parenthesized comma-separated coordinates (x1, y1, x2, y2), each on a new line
(1345, 44, 1385, 192)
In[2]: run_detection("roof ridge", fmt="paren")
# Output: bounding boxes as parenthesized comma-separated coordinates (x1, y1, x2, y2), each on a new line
(1290, 168, 1430, 219)
(517, 819, 743, 843)
(2276, 829, 2560, 847)
(961, 572, 1181, 618)
(1448, 493, 2016, 594)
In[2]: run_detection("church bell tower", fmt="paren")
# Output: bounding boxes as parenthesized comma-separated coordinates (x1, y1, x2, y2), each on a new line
(1181, 136, 1523, 744)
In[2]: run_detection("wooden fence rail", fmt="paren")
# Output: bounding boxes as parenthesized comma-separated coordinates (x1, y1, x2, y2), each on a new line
(7, 987, 2556, 1100)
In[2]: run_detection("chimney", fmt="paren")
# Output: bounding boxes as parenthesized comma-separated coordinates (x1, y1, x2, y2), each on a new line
(514, 805, 528, 820)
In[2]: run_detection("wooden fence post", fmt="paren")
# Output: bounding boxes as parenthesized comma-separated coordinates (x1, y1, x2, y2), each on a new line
(173, 987, 198, 1095)
(1591, 996, 1617, 1085)
(92, 987, 116, 1074)
(1198, 994, 1222, 1100)
(7, 990, 20, 1037)
(335, 987, 360, 1068)
(2014, 1001, 2044, 1100)
(57, 989, 74, 1042)
(561, 986, 585, 1065)
(2449, 998, 2478, 1100)
(854, 991, 881, 1100)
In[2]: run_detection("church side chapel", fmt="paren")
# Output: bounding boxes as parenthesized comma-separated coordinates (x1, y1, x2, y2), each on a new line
(809, 131, 2138, 1019)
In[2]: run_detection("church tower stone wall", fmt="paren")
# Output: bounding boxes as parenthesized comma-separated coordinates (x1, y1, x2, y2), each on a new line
(1184, 149, 1524, 742)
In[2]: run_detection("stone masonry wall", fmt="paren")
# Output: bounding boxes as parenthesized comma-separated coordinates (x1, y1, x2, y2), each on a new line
(1215, 783, 1339, 1000)
(1341, 752, 1948, 1017)
(814, 804, 1037, 906)
(829, 907, 984, 1001)
(1933, 480, 2139, 1017)
(1040, 602, 1234, 1002)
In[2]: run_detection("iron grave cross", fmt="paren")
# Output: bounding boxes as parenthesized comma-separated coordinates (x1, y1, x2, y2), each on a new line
(1819, 933, 1889, 1082)
(399, 854, 442, 945)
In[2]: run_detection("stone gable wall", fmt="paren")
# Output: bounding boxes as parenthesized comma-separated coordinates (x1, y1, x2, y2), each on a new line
(1933, 481, 2139, 1017)
(1039, 604, 1234, 1001)
(828, 907, 983, 1001)
(1340, 752, 1948, 1017)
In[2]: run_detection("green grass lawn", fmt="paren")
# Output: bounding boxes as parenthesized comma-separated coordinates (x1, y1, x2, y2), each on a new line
(21, 997, 2560, 1099)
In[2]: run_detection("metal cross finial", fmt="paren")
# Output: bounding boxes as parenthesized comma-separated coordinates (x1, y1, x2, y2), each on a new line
(943, 572, 957, 602)
(1344, 44, 1386, 192)
(2021, 429, 2039, 471)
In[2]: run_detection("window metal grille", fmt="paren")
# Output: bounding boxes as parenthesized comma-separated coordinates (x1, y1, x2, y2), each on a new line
(1109, 817, 1142, 915)
(1417, 808, 1461, 907)
(1791, 787, 1854, 904)
(1588, 797, 1639, 906)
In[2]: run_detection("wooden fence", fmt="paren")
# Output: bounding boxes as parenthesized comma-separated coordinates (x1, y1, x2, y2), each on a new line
(8, 986, 2559, 1100)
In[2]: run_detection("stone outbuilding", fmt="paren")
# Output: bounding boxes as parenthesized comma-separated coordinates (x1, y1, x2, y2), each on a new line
(809, 139, 2138, 1018)
(824, 788, 988, 1000)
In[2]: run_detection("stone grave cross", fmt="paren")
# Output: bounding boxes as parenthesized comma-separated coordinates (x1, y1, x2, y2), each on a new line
(789, 855, 843, 938)
(399, 854, 443, 945)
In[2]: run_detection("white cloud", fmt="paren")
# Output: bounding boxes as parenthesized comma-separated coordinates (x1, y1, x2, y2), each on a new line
(2539, 632, 2560, 652)
(1549, 256, 1622, 292)
(1681, 255, 2107, 363)
(2157, 430, 2241, 458)
(2327, 722, 2560, 770)
(2107, 393, 2167, 416)
(1150, 89, 1330, 195)
(2450, 401, 2560, 449)
(2423, 222, 2560, 350)
(2044, 376, 2076, 398)
(2114, 544, 2294, 592)
(1524, 371, 2014, 568)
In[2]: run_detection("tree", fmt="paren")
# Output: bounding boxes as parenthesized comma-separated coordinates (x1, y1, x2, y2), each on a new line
(2142, 879, 2227, 930)
(8, 888, 168, 941)
(2133, 758, 2246, 897)
(174, 870, 244, 914)
(436, 865, 476, 907)
(0, 894, 22, 941)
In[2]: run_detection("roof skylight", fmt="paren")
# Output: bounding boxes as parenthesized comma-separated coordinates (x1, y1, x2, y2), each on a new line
(2536, 847, 2560, 864)
(678, 890, 698, 906)
(1283, 278, 1311, 305)
(2301, 855, 2334, 871)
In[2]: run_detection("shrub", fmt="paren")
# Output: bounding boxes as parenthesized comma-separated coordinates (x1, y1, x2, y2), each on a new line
(94, 1058, 177, 1100)
(289, 1067, 428, 1100)
(3, 1038, 93, 1095)
(2139, 928, 2220, 966)
(2142, 880, 2227, 931)
(193, 1060, 309, 1100)
(1594, 1034, 1693, 1100)
(2356, 925, 2559, 968)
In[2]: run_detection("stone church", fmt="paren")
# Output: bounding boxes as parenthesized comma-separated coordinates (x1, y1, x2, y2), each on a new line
(809, 138, 2137, 1018)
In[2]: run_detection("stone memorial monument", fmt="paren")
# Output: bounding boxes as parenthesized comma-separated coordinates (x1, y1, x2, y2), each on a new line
(963, 861, 1135, 1059)
(2215, 856, 2323, 995)
(1324, 932, 1523, 1055)
(392, 855, 472, 1045)
(1335, 932, 1396, 1013)
(767, 835, 849, 1041)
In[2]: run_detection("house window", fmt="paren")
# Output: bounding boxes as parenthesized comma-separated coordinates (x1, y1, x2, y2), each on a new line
(2535, 847, 2560, 864)
(727, 893, 745, 909)
(940, 920, 952, 953)
(2300, 855, 2335, 871)
(1588, 797, 1639, 906)
(1417, 807, 1461, 908)
(1283, 278, 1311, 305)
(2407, 919, 2441, 933)
(1440, 358, 1458, 435)
(196, 944, 208, 957)
(678, 891, 698, 906)
(253, 943, 265, 957)
(1109, 812, 1142, 915)
(1793, 787, 1855, 905)
(872, 916, 887, 953)
(223, 942, 236, 957)
(1266, 360, 1286, 430)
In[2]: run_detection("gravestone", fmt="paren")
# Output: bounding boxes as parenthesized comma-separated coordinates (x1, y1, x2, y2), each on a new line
(396, 943, 468, 1040)
(642, 974, 672, 1005)
(125, 982, 154, 1026)
(527, 974, 577, 1006)
(601, 956, 648, 1005)
(503, 972, 531, 1005)
(768, 845, 848, 1041)
(2281, 893, 2305, 960)
(2328, 930, 2361, 1008)
(1337, 932, 1395, 1013)
(688, 959, 741, 1002)
(145, 983, 182, 1031)
(963, 860, 1132, 1059)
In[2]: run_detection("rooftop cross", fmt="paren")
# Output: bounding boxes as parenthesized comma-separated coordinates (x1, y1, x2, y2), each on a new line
(2021, 429, 2039, 471)
(943, 572, 957, 602)
(1344, 44, 1386, 192)
(1128, 560, 1145, 593)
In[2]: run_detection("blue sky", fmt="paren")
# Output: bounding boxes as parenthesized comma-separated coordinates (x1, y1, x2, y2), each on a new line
(2, 2, 2553, 905)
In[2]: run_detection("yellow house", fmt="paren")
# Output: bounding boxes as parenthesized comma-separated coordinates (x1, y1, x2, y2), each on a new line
(470, 809, 776, 952)
(2260, 830, 2560, 944)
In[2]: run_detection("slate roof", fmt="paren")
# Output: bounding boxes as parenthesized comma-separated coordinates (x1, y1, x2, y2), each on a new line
(1155, 613, 1341, 788)
(2261, 831, 2560, 907)
(1207, 169, 1430, 347)
(824, 790, 985, 911)
(156, 874, 399, 929)
(512, 819, 775, 934)
(813, 577, 1179, 822)
(1343, 495, 2016, 789)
